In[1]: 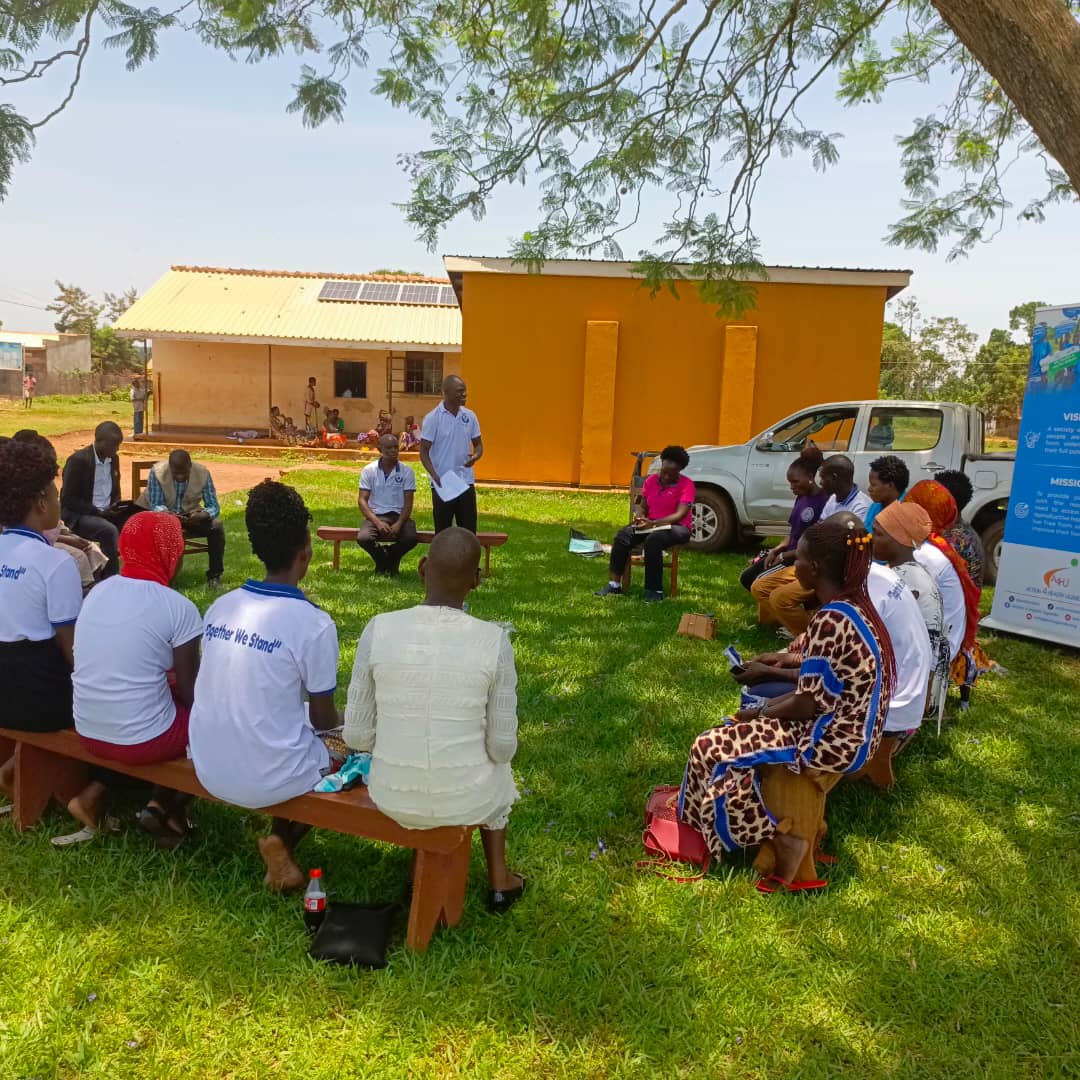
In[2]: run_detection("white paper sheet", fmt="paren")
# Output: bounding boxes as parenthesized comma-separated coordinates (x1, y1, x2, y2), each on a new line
(433, 469, 469, 502)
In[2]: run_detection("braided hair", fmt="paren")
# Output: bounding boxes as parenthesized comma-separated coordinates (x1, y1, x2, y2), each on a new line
(802, 514, 896, 687)
(0, 439, 59, 527)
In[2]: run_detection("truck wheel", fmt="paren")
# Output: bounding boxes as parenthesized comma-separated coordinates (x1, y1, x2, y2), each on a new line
(980, 519, 1005, 586)
(690, 489, 736, 552)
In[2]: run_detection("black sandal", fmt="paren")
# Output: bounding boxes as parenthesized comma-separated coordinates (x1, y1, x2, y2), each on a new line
(487, 876, 527, 915)
(136, 804, 188, 850)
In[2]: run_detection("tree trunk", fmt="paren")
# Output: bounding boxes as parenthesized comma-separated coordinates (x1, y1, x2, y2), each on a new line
(932, 0, 1080, 195)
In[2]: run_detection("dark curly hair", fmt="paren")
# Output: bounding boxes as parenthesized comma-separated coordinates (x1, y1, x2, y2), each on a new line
(659, 445, 690, 470)
(869, 455, 909, 494)
(245, 480, 311, 572)
(0, 439, 59, 527)
(934, 468, 973, 511)
(789, 444, 824, 480)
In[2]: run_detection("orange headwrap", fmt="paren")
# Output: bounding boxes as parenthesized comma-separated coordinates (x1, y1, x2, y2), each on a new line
(905, 480, 980, 651)
(876, 501, 932, 548)
(120, 512, 186, 587)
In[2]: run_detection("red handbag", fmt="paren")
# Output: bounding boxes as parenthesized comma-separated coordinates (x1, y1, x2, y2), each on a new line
(637, 784, 712, 881)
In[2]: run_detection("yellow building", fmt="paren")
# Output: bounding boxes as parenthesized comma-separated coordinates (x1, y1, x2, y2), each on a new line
(444, 257, 910, 486)
(118, 258, 909, 486)
(114, 266, 462, 436)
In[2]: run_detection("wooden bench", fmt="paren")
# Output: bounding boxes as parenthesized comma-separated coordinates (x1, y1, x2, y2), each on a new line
(751, 765, 842, 883)
(130, 459, 211, 559)
(0, 727, 472, 953)
(621, 545, 682, 597)
(317, 526, 508, 576)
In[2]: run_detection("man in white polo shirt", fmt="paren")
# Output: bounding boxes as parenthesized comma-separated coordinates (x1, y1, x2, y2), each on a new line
(419, 374, 483, 533)
(357, 434, 419, 576)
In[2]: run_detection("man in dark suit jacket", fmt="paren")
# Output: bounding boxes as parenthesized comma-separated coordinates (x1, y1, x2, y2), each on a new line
(61, 421, 134, 578)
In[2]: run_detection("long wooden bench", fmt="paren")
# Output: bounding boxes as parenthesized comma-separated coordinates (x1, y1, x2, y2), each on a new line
(317, 526, 508, 576)
(0, 728, 472, 953)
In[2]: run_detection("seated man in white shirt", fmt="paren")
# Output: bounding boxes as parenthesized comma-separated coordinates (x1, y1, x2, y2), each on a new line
(344, 528, 526, 914)
(357, 434, 419, 576)
(188, 480, 342, 892)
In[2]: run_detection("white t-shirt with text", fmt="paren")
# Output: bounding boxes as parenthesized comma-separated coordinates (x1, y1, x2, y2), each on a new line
(420, 403, 482, 486)
(188, 580, 339, 808)
(359, 460, 417, 515)
(0, 527, 82, 642)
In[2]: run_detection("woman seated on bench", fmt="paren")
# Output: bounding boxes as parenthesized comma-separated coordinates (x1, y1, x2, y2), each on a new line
(0, 437, 93, 824)
(344, 527, 526, 914)
(677, 516, 894, 892)
(70, 512, 204, 847)
(189, 481, 345, 892)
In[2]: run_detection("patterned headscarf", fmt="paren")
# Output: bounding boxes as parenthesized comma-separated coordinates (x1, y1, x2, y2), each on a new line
(876, 501, 932, 548)
(906, 479, 959, 533)
(120, 511, 185, 587)
(905, 480, 980, 651)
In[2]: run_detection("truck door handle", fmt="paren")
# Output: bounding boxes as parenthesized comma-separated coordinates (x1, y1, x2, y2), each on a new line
(922, 461, 942, 471)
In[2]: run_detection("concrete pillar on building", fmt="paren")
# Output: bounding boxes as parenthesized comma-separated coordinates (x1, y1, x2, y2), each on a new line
(718, 325, 758, 444)
(579, 320, 620, 486)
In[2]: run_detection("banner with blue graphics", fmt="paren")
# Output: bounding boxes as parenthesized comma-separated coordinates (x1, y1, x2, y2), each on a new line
(985, 303, 1080, 647)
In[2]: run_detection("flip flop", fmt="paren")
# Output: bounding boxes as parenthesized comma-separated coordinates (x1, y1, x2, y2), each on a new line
(755, 874, 829, 895)
(50, 817, 119, 848)
(136, 805, 188, 850)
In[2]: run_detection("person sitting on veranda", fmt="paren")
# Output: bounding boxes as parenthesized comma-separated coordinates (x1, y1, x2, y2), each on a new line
(595, 445, 694, 604)
(188, 481, 345, 892)
(750, 453, 873, 636)
(270, 405, 287, 440)
(872, 501, 950, 723)
(740, 446, 827, 592)
(137, 449, 226, 588)
(398, 415, 420, 451)
(70, 513, 204, 847)
(357, 434, 420, 576)
(865, 454, 909, 532)
(678, 516, 893, 892)
(933, 469, 985, 588)
(906, 479, 987, 702)
(0, 438, 98, 831)
(344, 527, 526, 913)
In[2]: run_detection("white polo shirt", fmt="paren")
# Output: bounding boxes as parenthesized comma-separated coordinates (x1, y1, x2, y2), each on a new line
(359, 460, 417, 515)
(73, 577, 204, 744)
(420, 403, 481, 486)
(188, 580, 339, 809)
(868, 563, 932, 733)
(0, 527, 82, 642)
(822, 486, 873, 523)
(915, 542, 965, 660)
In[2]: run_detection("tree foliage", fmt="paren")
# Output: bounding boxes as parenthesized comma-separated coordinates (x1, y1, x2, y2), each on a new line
(879, 295, 1041, 423)
(4, 2, 1079, 311)
(47, 281, 102, 335)
(46, 280, 141, 371)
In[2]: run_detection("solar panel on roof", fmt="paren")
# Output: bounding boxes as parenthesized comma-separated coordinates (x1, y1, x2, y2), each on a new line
(439, 286, 458, 306)
(358, 282, 403, 303)
(318, 280, 361, 301)
(399, 283, 442, 305)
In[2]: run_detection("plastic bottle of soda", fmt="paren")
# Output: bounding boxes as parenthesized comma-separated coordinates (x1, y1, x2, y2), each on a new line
(303, 868, 327, 933)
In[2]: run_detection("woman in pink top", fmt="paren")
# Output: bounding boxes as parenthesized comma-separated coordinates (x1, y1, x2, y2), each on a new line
(596, 445, 695, 603)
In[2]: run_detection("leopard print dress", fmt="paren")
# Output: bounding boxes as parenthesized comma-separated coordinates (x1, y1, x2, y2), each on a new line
(678, 601, 889, 856)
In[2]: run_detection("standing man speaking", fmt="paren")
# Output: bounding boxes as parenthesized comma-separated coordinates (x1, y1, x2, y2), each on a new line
(419, 375, 483, 533)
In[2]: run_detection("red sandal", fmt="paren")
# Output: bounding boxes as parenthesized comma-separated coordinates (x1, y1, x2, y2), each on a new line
(755, 874, 829, 895)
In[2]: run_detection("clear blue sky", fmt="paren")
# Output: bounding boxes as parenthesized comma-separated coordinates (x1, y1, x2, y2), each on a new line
(2, 21, 1075, 342)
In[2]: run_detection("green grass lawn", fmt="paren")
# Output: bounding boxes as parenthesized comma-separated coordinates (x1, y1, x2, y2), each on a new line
(2, 469, 1078, 1079)
(0, 394, 145, 439)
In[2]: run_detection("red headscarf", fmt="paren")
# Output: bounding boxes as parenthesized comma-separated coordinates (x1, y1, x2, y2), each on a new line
(120, 512, 186, 587)
(906, 480, 980, 652)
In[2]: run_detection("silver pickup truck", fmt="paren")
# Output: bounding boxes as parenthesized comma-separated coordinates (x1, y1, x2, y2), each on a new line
(634, 400, 1014, 583)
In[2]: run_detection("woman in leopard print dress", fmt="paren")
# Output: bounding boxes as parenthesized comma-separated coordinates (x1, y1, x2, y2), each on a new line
(678, 515, 894, 880)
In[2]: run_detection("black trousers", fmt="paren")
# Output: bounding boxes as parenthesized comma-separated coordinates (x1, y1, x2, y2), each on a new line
(68, 503, 140, 578)
(183, 515, 226, 579)
(609, 524, 691, 593)
(357, 513, 419, 571)
(432, 484, 478, 534)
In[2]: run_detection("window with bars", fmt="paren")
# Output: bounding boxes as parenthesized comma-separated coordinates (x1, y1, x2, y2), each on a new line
(334, 360, 367, 399)
(405, 352, 444, 395)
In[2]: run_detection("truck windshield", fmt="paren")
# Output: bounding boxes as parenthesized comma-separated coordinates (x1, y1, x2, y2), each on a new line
(758, 408, 857, 453)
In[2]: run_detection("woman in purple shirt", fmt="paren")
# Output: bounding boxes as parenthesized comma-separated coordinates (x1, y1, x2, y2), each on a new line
(596, 445, 694, 603)
(740, 446, 828, 591)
